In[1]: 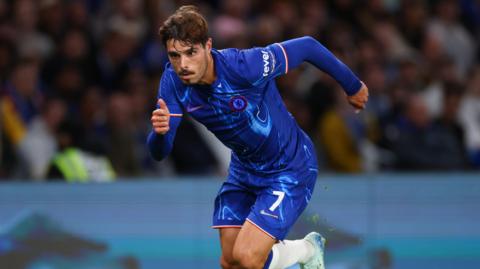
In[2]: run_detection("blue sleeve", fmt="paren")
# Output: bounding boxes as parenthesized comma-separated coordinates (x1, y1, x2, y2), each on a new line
(280, 36, 362, 96)
(147, 70, 184, 161)
(233, 45, 288, 87)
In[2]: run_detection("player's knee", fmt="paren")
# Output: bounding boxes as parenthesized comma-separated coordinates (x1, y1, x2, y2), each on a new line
(220, 254, 237, 269)
(232, 249, 265, 269)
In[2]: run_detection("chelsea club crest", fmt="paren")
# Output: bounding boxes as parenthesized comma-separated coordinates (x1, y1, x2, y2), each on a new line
(229, 95, 248, 112)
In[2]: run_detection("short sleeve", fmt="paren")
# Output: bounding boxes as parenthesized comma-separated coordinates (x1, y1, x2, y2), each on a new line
(236, 43, 288, 87)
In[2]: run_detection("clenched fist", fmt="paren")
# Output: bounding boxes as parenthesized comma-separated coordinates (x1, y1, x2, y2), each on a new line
(347, 82, 369, 113)
(151, 99, 171, 135)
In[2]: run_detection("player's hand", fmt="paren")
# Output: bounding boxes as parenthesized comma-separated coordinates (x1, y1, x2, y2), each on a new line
(347, 82, 369, 113)
(151, 99, 171, 135)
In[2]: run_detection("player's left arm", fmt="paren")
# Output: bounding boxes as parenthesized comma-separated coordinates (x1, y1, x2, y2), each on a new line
(279, 36, 368, 111)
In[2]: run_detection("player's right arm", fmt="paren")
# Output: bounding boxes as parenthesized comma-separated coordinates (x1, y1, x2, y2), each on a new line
(147, 71, 183, 161)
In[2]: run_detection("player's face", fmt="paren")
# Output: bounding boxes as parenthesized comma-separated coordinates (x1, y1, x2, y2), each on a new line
(166, 39, 212, 84)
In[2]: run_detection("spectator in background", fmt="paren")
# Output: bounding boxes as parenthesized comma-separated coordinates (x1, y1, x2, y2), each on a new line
(123, 68, 164, 175)
(94, 0, 148, 40)
(360, 62, 391, 121)
(211, 0, 250, 48)
(390, 93, 468, 171)
(16, 97, 66, 180)
(421, 56, 461, 119)
(0, 39, 15, 84)
(372, 20, 417, 64)
(250, 15, 281, 48)
(38, 0, 65, 42)
(66, 0, 91, 30)
(76, 86, 108, 155)
(47, 121, 116, 182)
(1, 59, 43, 148)
(12, 0, 54, 61)
(460, 0, 480, 41)
(93, 1, 147, 90)
(105, 92, 142, 177)
(421, 31, 447, 72)
(268, 0, 297, 38)
(427, 0, 476, 77)
(433, 82, 469, 167)
(299, 0, 328, 38)
(95, 22, 141, 91)
(357, 38, 385, 72)
(459, 66, 480, 167)
(396, 58, 426, 93)
(398, 0, 428, 50)
(42, 28, 97, 93)
(50, 64, 85, 120)
(315, 86, 377, 173)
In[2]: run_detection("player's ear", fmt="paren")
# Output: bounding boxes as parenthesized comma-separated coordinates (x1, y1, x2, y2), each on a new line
(205, 38, 212, 52)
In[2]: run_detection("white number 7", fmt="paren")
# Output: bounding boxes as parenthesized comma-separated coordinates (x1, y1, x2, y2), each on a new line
(269, 191, 285, 211)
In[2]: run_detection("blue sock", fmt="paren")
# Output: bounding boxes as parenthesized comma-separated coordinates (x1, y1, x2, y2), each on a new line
(263, 251, 273, 269)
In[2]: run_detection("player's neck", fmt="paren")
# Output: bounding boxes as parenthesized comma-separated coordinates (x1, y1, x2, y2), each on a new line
(198, 52, 216, 85)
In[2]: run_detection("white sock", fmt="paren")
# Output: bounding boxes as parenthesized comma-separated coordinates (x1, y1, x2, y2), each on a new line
(267, 239, 315, 269)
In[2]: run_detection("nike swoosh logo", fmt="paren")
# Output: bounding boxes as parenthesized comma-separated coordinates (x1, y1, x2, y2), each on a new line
(260, 210, 278, 219)
(186, 105, 204, 113)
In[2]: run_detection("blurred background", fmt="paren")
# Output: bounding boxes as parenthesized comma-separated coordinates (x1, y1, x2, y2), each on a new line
(0, 0, 479, 268)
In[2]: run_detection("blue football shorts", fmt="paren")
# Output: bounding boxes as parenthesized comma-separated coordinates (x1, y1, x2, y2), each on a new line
(212, 169, 317, 240)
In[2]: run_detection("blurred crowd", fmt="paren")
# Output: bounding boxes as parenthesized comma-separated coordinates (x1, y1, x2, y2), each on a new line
(0, 0, 479, 181)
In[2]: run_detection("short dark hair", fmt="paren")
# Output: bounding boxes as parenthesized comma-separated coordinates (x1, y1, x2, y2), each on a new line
(158, 5, 209, 47)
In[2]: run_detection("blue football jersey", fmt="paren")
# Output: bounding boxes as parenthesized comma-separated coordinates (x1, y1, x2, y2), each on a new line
(157, 43, 318, 179)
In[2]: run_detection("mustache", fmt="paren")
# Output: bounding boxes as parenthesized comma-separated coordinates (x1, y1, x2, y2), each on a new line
(179, 70, 194, 76)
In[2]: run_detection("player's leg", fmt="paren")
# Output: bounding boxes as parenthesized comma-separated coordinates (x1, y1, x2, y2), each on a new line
(232, 220, 276, 269)
(231, 214, 321, 269)
(235, 171, 324, 269)
(213, 179, 257, 269)
(219, 227, 242, 269)
(220, 223, 318, 269)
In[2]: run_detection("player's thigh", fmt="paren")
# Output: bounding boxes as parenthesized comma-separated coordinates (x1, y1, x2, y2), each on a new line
(248, 171, 317, 240)
(219, 227, 241, 267)
(213, 180, 256, 228)
(232, 221, 276, 268)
